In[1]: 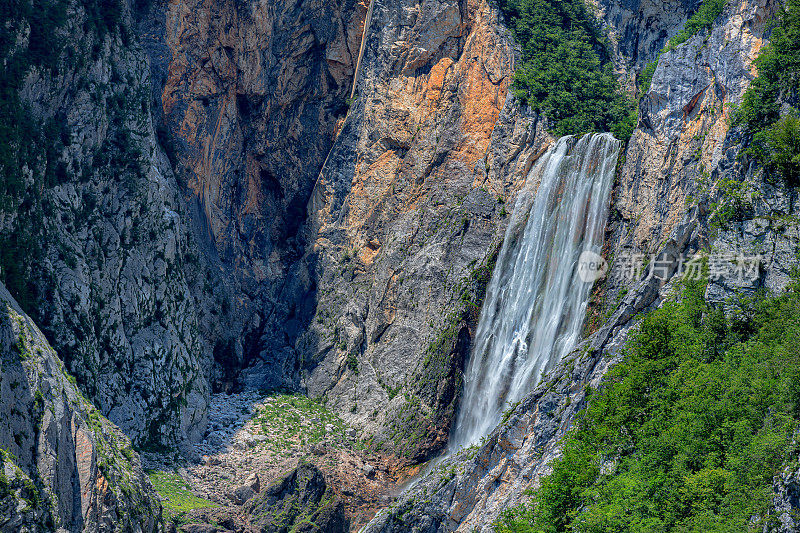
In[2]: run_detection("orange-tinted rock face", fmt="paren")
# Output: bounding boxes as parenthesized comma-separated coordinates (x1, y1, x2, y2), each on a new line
(147, 0, 540, 454)
(296, 0, 551, 459)
(146, 0, 367, 392)
(162, 0, 363, 279)
(612, 0, 777, 255)
(313, 0, 514, 242)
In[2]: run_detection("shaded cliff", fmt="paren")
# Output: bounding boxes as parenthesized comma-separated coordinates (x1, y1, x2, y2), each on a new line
(0, 0, 212, 449)
(0, 281, 162, 532)
(136, 0, 365, 392)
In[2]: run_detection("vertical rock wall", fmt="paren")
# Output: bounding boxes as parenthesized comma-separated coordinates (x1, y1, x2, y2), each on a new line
(0, 0, 210, 448)
(0, 282, 162, 532)
(362, 0, 787, 530)
(294, 0, 555, 459)
(146, 0, 364, 391)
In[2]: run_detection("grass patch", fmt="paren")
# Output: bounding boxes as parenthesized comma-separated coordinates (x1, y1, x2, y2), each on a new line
(255, 394, 348, 454)
(147, 470, 217, 523)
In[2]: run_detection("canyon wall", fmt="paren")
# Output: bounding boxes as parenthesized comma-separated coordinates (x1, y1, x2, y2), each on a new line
(140, 0, 365, 392)
(0, 0, 210, 449)
(0, 281, 161, 532)
(294, 0, 551, 459)
(2, 0, 798, 529)
(363, 0, 790, 529)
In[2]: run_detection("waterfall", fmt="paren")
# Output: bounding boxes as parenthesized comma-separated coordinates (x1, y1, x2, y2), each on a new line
(451, 133, 621, 448)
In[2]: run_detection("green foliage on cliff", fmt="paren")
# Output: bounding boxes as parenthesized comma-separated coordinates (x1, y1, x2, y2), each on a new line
(497, 279, 800, 532)
(735, 0, 800, 184)
(664, 0, 727, 52)
(498, 0, 636, 140)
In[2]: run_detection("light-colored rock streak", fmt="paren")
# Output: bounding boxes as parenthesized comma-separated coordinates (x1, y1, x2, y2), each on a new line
(351, 0, 374, 99)
(453, 133, 621, 447)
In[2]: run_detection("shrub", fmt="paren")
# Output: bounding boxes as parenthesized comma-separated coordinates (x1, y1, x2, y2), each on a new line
(762, 113, 800, 184)
(735, 0, 800, 184)
(498, 0, 636, 140)
(638, 60, 658, 96)
(639, 0, 728, 97)
(496, 279, 800, 531)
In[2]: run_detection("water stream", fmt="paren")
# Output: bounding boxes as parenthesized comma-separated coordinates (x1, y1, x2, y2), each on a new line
(451, 133, 621, 448)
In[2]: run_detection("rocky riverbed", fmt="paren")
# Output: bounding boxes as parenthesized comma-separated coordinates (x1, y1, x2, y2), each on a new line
(145, 390, 422, 531)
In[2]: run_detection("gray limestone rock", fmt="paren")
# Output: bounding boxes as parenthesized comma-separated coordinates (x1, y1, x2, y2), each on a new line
(0, 281, 162, 532)
(0, 0, 210, 449)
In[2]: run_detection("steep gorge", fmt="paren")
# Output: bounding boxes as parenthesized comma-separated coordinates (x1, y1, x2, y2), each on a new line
(139, 0, 366, 392)
(1, 0, 799, 530)
(364, 0, 794, 530)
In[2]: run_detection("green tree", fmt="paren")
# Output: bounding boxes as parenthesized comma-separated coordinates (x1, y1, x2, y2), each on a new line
(499, 0, 636, 140)
(497, 278, 800, 532)
(735, 0, 800, 184)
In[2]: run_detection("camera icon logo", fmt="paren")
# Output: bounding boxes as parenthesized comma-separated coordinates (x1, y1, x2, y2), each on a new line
(577, 251, 608, 283)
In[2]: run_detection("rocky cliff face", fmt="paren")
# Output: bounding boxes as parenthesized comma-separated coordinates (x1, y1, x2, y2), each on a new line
(597, 0, 698, 75)
(0, 0, 211, 449)
(135, 0, 365, 393)
(3, 0, 799, 529)
(0, 282, 162, 532)
(362, 0, 791, 529)
(294, 0, 551, 460)
(613, 0, 777, 255)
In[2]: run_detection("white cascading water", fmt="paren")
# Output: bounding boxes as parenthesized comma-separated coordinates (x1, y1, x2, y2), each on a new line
(451, 133, 621, 448)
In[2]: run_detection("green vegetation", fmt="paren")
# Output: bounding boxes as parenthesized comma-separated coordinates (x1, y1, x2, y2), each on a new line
(80, 0, 125, 40)
(734, 0, 800, 184)
(665, 0, 727, 52)
(497, 278, 800, 532)
(706, 173, 755, 231)
(639, 0, 728, 95)
(0, 450, 9, 500)
(637, 60, 658, 96)
(255, 393, 348, 453)
(147, 470, 217, 523)
(498, 0, 636, 140)
(345, 351, 359, 374)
